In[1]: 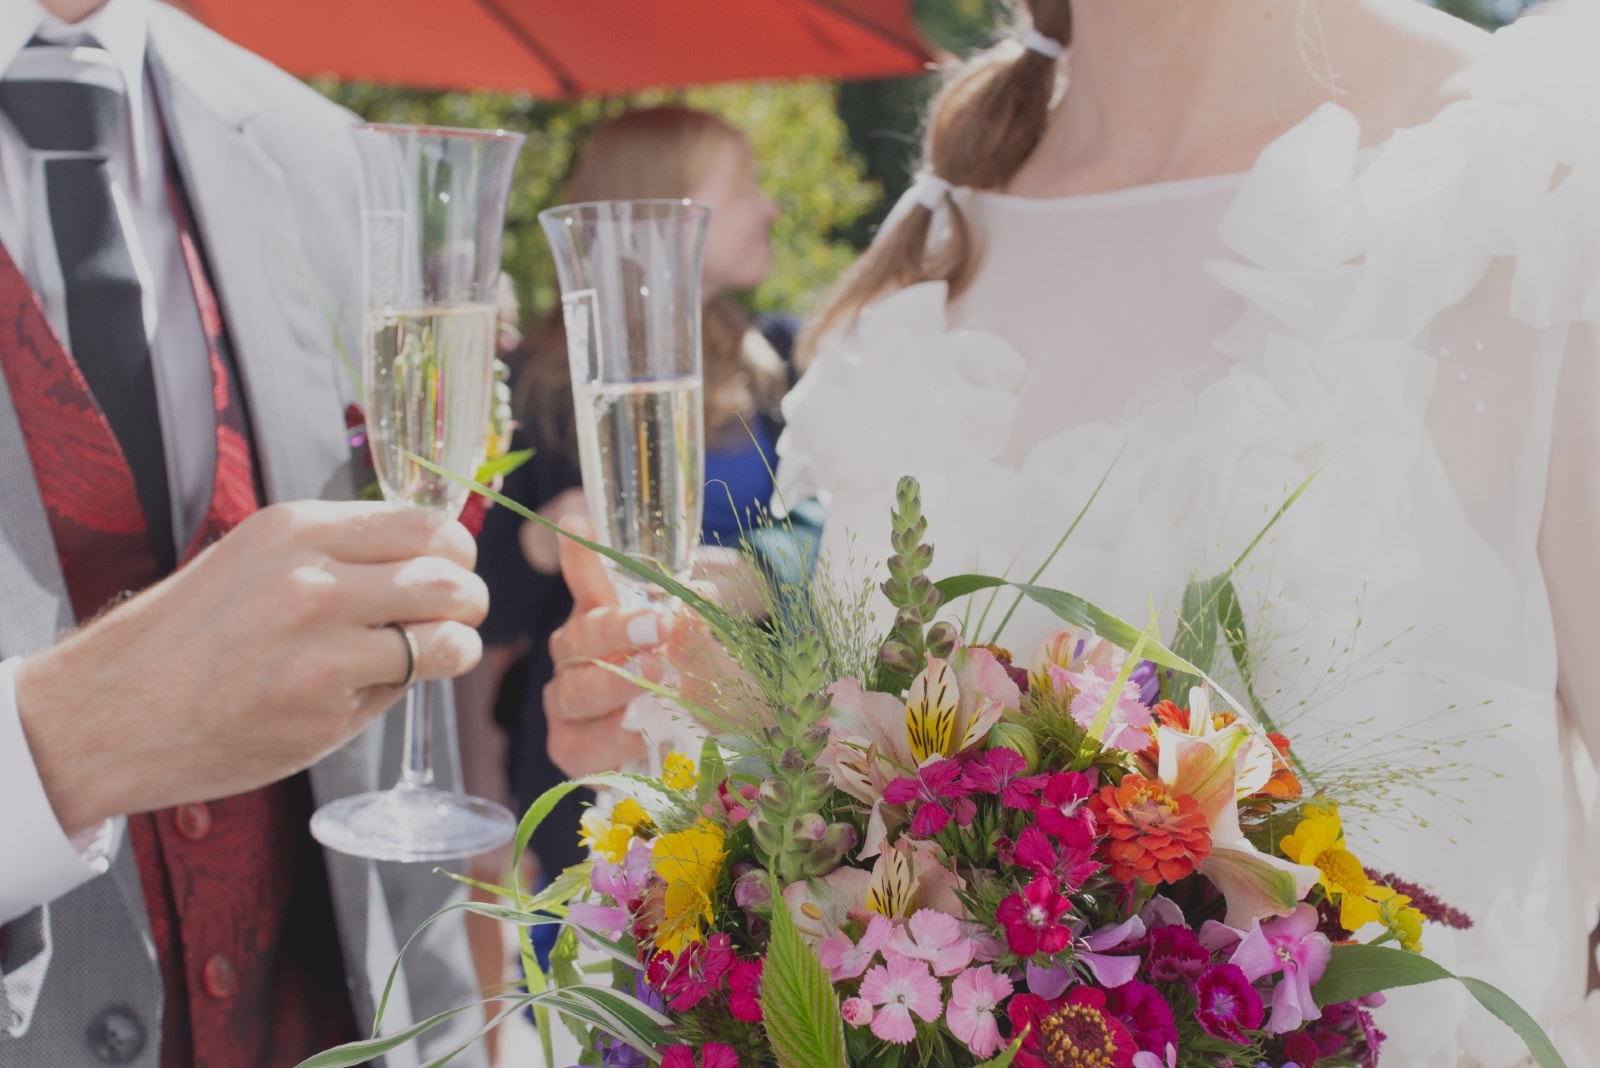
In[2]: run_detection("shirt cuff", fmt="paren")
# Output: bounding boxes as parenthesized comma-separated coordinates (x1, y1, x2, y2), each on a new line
(0, 657, 114, 926)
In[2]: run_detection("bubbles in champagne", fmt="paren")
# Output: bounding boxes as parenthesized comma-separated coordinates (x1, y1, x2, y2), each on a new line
(573, 378, 705, 586)
(364, 304, 496, 515)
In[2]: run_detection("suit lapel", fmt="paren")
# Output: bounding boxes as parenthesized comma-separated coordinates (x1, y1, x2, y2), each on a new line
(144, 27, 383, 808)
(0, 342, 73, 659)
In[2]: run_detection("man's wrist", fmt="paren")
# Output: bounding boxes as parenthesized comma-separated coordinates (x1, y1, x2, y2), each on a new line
(14, 641, 120, 836)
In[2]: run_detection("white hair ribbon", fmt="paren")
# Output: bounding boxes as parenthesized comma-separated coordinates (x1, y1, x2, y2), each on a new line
(877, 173, 953, 241)
(1021, 29, 1065, 60)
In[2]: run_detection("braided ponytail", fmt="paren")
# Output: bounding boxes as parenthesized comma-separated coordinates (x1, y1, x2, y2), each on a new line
(798, 0, 1071, 364)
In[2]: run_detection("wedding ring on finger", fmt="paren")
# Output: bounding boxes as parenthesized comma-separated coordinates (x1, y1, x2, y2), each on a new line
(386, 622, 421, 689)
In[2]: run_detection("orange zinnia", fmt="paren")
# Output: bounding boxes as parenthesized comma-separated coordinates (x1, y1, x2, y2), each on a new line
(1090, 774, 1212, 886)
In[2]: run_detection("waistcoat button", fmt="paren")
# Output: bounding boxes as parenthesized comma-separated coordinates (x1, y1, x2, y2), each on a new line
(203, 953, 239, 999)
(85, 1007, 145, 1064)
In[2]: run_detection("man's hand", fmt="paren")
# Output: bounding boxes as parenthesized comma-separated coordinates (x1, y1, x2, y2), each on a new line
(14, 500, 489, 836)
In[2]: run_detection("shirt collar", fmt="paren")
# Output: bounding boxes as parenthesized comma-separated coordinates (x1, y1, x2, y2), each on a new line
(0, 0, 152, 167)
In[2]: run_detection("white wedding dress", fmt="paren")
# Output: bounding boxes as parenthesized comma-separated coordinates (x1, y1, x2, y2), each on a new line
(778, 13, 1600, 1067)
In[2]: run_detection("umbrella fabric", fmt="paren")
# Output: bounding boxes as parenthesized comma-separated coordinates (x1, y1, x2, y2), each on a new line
(172, 0, 934, 96)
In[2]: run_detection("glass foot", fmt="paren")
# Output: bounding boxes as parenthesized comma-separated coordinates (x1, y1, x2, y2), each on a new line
(310, 785, 516, 862)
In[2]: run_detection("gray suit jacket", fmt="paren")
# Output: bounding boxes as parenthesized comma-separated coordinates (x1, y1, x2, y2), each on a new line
(0, 8, 485, 1067)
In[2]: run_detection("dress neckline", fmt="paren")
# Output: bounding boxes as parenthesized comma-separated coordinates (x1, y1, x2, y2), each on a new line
(966, 167, 1251, 212)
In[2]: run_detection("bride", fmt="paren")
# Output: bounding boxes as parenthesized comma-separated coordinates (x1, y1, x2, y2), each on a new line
(542, 1, 1600, 1064)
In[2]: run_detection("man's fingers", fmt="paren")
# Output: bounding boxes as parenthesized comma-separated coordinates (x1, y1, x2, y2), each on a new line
(327, 557, 490, 629)
(260, 500, 478, 568)
(557, 515, 618, 611)
(350, 619, 484, 692)
(543, 656, 663, 725)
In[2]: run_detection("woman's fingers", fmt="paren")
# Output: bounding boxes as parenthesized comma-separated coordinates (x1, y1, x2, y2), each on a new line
(548, 604, 672, 668)
(547, 709, 649, 778)
(558, 515, 618, 611)
(544, 654, 665, 724)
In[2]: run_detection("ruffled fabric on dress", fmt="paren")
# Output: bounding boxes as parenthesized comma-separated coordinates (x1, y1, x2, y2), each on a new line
(778, 11, 1600, 1067)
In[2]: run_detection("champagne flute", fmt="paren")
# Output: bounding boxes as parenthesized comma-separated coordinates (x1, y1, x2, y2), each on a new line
(538, 200, 710, 605)
(311, 124, 523, 863)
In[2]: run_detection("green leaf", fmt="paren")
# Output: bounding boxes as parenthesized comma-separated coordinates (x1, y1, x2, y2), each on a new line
(974, 1032, 1027, 1068)
(697, 735, 728, 809)
(1312, 944, 1568, 1068)
(1173, 575, 1222, 675)
(763, 874, 848, 1068)
(293, 997, 515, 1067)
(474, 447, 533, 482)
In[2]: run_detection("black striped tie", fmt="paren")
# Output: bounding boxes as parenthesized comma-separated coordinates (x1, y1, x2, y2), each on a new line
(0, 40, 174, 571)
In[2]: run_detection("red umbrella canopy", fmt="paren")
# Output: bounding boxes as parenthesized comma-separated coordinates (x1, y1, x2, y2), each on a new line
(173, 0, 935, 96)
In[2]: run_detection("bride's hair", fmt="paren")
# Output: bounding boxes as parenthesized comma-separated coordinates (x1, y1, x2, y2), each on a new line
(797, 0, 1071, 364)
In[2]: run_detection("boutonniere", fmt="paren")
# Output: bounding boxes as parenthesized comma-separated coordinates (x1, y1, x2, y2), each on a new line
(344, 358, 530, 537)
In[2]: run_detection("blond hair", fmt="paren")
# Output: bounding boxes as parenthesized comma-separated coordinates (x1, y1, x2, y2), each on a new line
(799, 0, 1072, 360)
(521, 106, 785, 459)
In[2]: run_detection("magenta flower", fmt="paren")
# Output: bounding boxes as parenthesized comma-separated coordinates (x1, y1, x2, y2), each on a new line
(961, 747, 1047, 810)
(660, 933, 735, 1011)
(660, 1043, 738, 1068)
(728, 958, 763, 1023)
(1229, 904, 1331, 1033)
(590, 839, 654, 900)
(889, 909, 975, 977)
(1143, 924, 1211, 984)
(883, 759, 977, 837)
(1012, 824, 1102, 892)
(996, 874, 1074, 956)
(947, 964, 1013, 1058)
(703, 778, 758, 824)
(1194, 963, 1265, 1044)
(1105, 979, 1179, 1054)
(817, 913, 891, 981)
(1034, 771, 1098, 843)
(857, 952, 943, 1043)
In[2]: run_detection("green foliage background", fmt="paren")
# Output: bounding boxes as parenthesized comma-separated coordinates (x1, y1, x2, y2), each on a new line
(317, 0, 1532, 328)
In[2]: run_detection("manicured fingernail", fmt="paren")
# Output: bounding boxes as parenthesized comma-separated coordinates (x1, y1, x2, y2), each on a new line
(626, 611, 664, 647)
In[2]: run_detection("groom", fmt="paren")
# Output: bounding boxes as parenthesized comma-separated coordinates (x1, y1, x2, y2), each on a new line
(0, 0, 487, 1065)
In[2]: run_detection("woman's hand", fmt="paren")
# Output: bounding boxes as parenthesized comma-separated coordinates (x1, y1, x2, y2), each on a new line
(544, 516, 665, 776)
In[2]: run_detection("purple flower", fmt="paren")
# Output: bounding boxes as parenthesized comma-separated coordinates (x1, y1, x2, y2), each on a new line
(568, 901, 630, 940)
(1105, 979, 1179, 1057)
(883, 759, 976, 836)
(1143, 925, 1211, 984)
(1230, 904, 1331, 1034)
(1195, 963, 1265, 1044)
(1130, 659, 1161, 707)
(1079, 915, 1145, 988)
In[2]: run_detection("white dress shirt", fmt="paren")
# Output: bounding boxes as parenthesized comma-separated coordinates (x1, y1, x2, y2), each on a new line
(0, 0, 217, 924)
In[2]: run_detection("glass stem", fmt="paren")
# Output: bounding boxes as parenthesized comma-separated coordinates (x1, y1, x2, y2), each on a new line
(399, 680, 435, 789)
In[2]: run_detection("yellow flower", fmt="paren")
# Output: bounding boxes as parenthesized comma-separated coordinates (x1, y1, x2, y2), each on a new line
(1379, 894, 1426, 953)
(578, 798, 652, 864)
(651, 819, 726, 953)
(663, 751, 698, 791)
(1278, 803, 1388, 931)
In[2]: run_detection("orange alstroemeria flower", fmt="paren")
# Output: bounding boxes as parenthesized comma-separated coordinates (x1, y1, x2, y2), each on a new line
(1090, 774, 1213, 886)
(1256, 733, 1303, 800)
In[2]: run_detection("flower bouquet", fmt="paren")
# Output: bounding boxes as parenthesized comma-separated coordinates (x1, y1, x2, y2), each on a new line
(299, 476, 1563, 1068)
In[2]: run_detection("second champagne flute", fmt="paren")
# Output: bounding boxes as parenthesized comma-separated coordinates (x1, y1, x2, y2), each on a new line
(538, 200, 710, 605)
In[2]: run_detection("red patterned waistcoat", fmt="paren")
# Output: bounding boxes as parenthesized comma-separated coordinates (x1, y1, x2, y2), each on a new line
(0, 166, 357, 1066)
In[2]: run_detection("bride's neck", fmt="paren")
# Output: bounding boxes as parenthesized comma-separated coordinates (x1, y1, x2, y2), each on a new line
(1010, 0, 1483, 197)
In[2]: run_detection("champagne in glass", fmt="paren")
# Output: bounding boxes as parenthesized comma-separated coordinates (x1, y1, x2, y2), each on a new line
(366, 304, 498, 513)
(539, 200, 710, 604)
(311, 124, 523, 864)
(572, 376, 705, 587)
